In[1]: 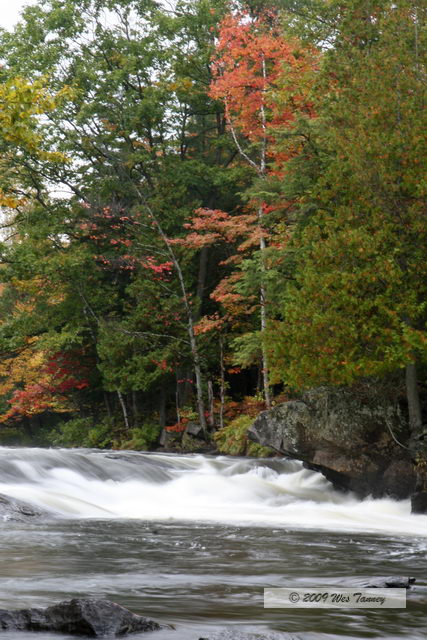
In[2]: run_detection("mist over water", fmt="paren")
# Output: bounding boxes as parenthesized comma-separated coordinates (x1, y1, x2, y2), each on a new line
(0, 447, 426, 536)
(1, 447, 426, 640)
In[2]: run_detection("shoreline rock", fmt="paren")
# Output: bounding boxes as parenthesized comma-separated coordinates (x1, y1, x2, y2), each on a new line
(248, 386, 424, 509)
(0, 598, 165, 636)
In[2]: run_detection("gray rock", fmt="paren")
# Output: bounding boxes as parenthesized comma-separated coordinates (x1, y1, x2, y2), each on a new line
(0, 493, 49, 522)
(248, 386, 416, 499)
(0, 598, 165, 636)
(362, 577, 416, 589)
(347, 577, 416, 589)
(185, 421, 203, 437)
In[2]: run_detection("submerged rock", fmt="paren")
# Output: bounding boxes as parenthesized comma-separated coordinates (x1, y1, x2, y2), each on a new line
(0, 598, 164, 636)
(350, 577, 416, 589)
(0, 493, 49, 522)
(364, 577, 416, 589)
(248, 386, 417, 500)
(199, 633, 299, 640)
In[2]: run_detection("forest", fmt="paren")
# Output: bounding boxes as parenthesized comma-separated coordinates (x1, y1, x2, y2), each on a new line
(0, 0, 425, 455)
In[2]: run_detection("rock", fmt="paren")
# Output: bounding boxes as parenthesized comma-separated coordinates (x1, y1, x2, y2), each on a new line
(0, 493, 49, 522)
(248, 386, 416, 499)
(159, 427, 182, 449)
(185, 421, 202, 437)
(351, 577, 415, 589)
(0, 598, 165, 636)
(411, 491, 427, 514)
(198, 633, 299, 640)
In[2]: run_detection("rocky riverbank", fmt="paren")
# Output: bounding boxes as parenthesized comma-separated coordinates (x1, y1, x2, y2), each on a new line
(248, 386, 427, 513)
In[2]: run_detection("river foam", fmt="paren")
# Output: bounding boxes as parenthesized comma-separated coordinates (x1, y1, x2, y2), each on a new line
(0, 447, 426, 536)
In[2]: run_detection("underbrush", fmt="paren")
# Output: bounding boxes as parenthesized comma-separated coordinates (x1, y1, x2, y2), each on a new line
(213, 414, 273, 457)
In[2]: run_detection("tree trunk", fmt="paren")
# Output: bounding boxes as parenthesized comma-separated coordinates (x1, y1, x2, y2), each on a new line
(132, 390, 139, 426)
(225, 53, 271, 410)
(175, 377, 181, 426)
(195, 246, 208, 320)
(219, 336, 225, 430)
(207, 379, 215, 429)
(258, 206, 271, 410)
(189, 328, 208, 437)
(103, 391, 112, 419)
(406, 362, 423, 440)
(159, 386, 166, 428)
(117, 390, 130, 431)
(258, 54, 271, 410)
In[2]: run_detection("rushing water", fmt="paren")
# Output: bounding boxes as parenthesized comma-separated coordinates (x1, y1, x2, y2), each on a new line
(0, 447, 426, 639)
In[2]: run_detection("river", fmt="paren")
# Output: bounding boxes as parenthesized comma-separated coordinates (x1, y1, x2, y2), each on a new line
(0, 447, 426, 639)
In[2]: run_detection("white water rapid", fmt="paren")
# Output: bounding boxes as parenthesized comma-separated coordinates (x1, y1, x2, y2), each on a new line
(0, 447, 426, 537)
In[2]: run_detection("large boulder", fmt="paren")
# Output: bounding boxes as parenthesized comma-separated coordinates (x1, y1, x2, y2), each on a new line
(0, 598, 165, 636)
(248, 386, 417, 500)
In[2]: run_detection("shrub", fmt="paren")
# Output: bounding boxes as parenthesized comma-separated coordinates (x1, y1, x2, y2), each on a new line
(48, 417, 93, 447)
(213, 415, 273, 457)
(119, 423, 161, 451)
(48, 417, 114, 448)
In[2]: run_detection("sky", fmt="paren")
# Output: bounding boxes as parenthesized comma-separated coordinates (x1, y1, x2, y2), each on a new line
(0, 0, 36, 30)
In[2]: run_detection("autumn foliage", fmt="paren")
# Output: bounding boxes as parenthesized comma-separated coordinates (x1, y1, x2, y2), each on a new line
(0, 0, 425, 449)
(0, 349, 90, 423)
(209, 11, 315, 143)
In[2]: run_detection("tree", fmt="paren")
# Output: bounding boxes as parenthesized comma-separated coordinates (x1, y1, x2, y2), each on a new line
(0, 76, 68, 211)
(270, 0, 427, 443)
(209, 8, 317, 407)
(0, 0, 245, 438)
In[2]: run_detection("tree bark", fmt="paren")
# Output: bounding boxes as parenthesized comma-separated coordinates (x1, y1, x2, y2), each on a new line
(103, 391, 112, 419)
(117, 390, 130, 431)
(258, 53, 271, 409)
(159, 386, 166, 428)
(195, 246, 208, 320)
(207, 379, 215, 429)
(258, 206, 271, 410)
(406, 362, 423, 439)
(224, 53, 272, 410)
(132, 390, 139, 426)
(219, 336, 225, 430)
(175, 377, 181, 426)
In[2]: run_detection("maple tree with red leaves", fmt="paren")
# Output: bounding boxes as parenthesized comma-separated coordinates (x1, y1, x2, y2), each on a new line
(210, 10, 307, 148)
(183, 10, 318, 408)
(0, 351, 90, 423)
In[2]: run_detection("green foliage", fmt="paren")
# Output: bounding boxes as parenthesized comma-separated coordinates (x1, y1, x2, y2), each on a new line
(0, 0, 243, 443)
(119, 423, 161, 451)
(269, 0, 427, 393)
(48, 417, 113, 448)
(48, 417, 161, 449)
(180, 433, 204, 453)
(214, 415, 273, 457)
(0, 425, 32, 446)
(0, 0, 425, 450)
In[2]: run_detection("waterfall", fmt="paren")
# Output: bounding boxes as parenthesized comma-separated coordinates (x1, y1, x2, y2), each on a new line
(0, 447, 426, 536)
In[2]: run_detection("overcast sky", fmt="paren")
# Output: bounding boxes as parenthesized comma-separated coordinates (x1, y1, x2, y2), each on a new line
(0, 0, 36, 30)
